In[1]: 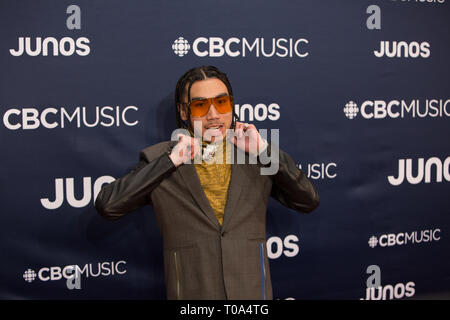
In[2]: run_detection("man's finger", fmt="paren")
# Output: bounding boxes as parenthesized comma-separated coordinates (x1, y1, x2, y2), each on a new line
(245, 124, 256, 131)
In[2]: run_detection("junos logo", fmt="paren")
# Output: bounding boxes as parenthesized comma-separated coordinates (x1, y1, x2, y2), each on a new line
(267, 235, 299, 259)
(388, 156, 450, 186)
(343, 99, 450, 119)
(234, 103, 280, 122)
(41, 176, 115, 210)
(362, 265, 415, 300)
(3, 106, 139, 130)
(374, 41, 430, 58)
(172, 36, 309, 58)
(362, 282, 415, 300)
(10, 5, 91, 57)
(10, 37, 90, 57)
(368, 229, 441, 248)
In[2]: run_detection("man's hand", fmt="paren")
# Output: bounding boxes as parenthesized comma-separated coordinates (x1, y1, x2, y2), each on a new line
(169, 134, 201, 167)
(228, 121, 266, 156)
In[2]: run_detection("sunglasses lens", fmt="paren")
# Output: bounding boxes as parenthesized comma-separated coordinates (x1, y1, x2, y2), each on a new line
(212, 96, 232, 114)
(190, 99, 210, 117)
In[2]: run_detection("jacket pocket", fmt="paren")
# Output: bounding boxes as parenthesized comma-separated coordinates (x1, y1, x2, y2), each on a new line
(164, 243, 196, 300)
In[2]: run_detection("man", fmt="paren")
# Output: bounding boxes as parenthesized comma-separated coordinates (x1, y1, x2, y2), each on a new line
(95, 65, 319, 300)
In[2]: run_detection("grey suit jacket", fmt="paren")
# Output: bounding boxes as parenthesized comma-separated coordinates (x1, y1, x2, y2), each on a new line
(95, 140, 319, 300)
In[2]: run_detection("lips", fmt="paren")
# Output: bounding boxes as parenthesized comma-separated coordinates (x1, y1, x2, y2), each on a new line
(205, 124, 224, 137)
(206, 124, 223, 129)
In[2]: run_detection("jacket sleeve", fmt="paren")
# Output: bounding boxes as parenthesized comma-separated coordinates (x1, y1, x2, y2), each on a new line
(259, 142, 320, 213)
(95, 151, 176, 220)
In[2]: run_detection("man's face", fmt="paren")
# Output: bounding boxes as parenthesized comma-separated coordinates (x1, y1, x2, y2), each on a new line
(180, 77, 233, 143)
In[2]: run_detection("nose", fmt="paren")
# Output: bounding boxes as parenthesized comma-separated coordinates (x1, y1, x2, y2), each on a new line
(206, 103, 220, 120)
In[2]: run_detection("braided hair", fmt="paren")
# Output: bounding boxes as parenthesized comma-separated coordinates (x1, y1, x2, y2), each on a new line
(174, 65, 239, 133)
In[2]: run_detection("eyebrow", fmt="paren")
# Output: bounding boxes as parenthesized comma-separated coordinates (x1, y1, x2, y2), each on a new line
(191, 93, 228, 101)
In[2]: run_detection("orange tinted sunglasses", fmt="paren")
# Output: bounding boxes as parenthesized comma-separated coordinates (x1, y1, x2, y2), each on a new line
(188, 95, 233, 117)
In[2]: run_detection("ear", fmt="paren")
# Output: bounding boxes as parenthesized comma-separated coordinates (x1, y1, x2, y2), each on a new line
(178, 104, 188, 121)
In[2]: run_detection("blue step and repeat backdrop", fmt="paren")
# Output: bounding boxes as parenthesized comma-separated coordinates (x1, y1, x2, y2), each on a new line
(1, 0, 449, 300)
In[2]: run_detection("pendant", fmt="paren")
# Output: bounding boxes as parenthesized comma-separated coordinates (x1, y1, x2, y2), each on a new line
(202, 143, 218, 162)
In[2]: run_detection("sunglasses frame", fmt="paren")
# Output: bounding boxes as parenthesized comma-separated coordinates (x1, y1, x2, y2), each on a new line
(185, 94, 234, 117)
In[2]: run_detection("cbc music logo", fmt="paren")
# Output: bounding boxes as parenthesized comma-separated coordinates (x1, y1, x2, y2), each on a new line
(172, 37, 191, 57)
(171, 36, 309, 58)
(388, 156, 450, 186)
(23, 261, 126, 283)
(2, 105, 139, 130)
(296, 162, 337, 180)
(343, 99, 450, 120)
(368, 229, 441, 248)
(391, 0, 445, 4)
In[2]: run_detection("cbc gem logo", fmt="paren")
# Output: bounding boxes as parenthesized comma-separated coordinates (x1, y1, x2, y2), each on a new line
(368, 236, 378, 248)
(343, 101, 359, 119)
(23, 269, 37, 282)
(172, 37, 190, 57)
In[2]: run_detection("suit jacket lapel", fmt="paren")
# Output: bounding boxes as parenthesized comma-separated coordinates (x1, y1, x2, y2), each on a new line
(177, 163, 221, 229)
(221, 161, 246, 233)
(176, 142, 247, 232)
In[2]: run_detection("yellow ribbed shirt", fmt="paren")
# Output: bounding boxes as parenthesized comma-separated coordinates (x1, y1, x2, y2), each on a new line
(194, 140, 232, 226)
